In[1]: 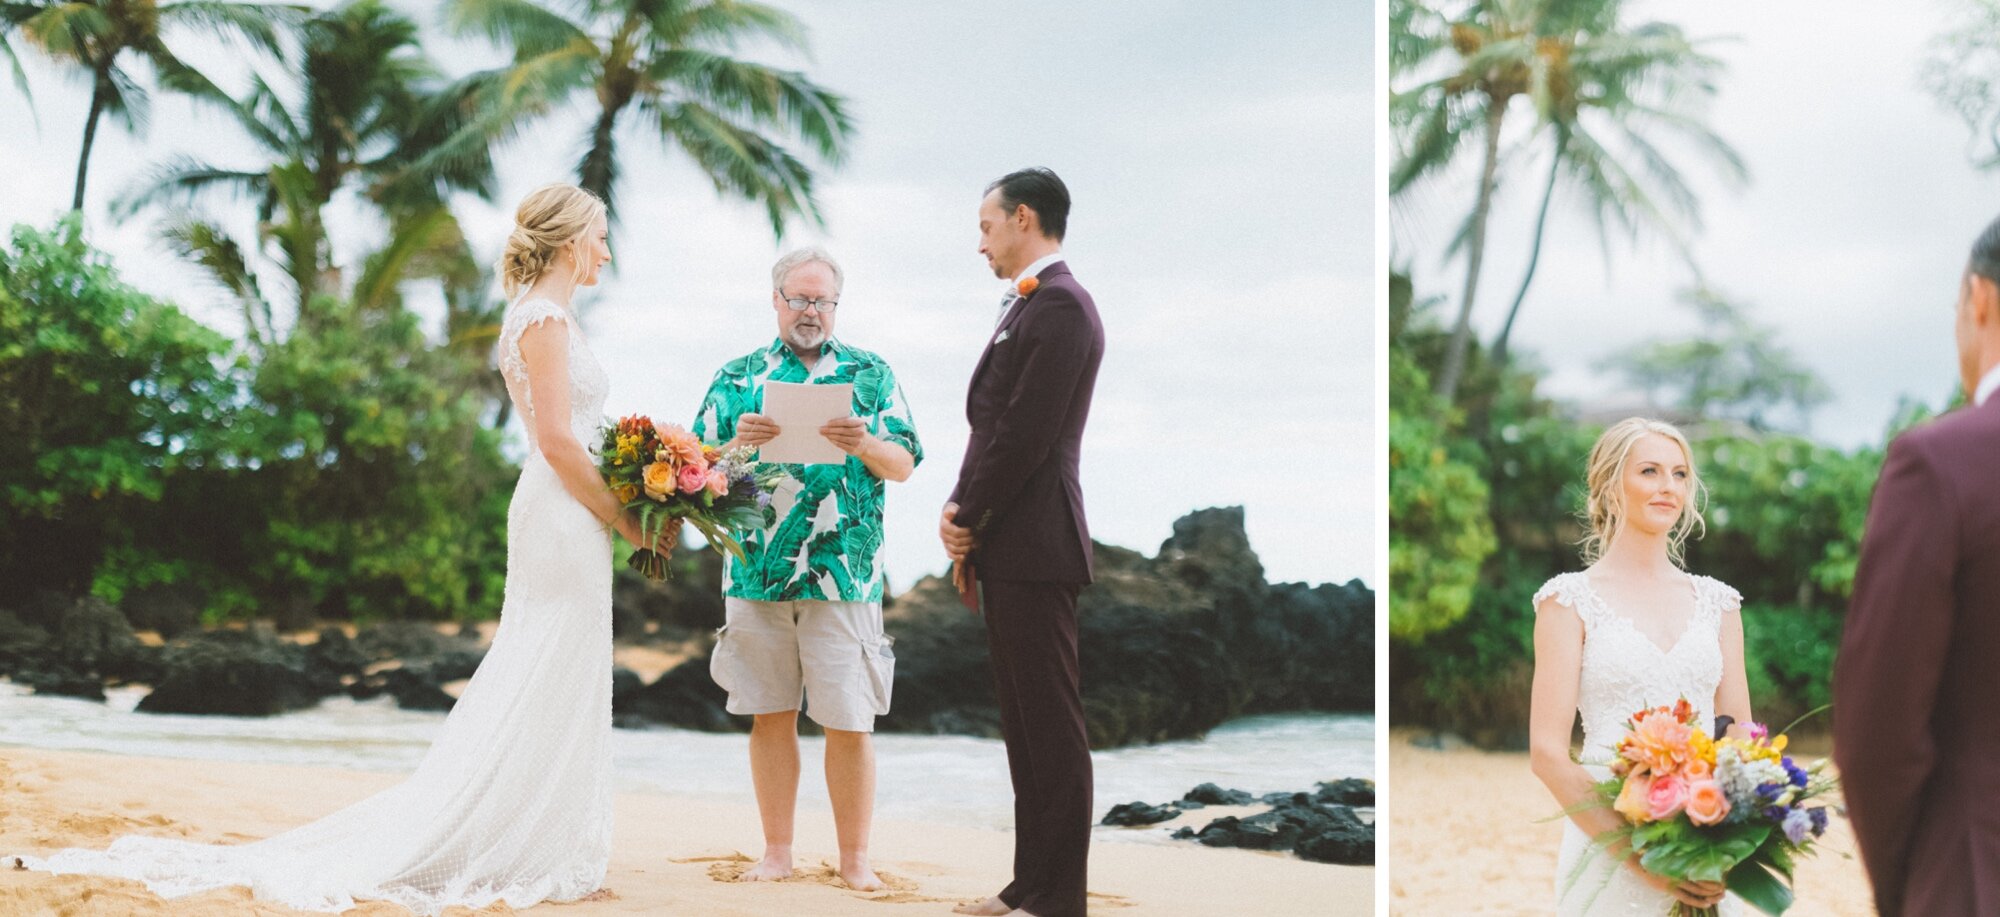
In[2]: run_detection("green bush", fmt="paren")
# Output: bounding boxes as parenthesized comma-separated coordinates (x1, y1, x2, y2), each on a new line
(0, 220, 516, 624)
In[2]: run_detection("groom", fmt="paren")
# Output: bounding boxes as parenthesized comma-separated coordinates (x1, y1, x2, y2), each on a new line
(1834, 214, 2000, 916)
(941, 167, 1104, 917)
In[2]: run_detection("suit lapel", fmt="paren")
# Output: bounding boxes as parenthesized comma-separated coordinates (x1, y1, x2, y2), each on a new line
(967, 262, 1070, 397)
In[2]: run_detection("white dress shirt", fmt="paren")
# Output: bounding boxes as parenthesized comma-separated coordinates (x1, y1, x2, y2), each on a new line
(997, 252, 1065, 327)
(1976, 362, 2000, 407)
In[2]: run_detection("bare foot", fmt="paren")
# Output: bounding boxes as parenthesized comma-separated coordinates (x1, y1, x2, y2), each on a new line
(953, 896, 1012, 915)
(576, 888, 618, 902)
(837, 857, 885, 892)
(741, 845, 794, 882)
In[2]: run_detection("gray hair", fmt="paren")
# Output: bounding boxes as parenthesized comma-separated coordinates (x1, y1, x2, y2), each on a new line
(771, 247, 844, 293)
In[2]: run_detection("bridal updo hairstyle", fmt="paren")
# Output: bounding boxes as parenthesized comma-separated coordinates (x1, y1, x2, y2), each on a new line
(1578, 417, 1708, 566)
(499, 182, 606, 298)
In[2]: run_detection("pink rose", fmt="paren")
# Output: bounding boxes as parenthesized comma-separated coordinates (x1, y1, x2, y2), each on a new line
(1614, 774, 1655, 824)
(677, 462, 708, 494)
(705, 468, 729, 497)
(1646, 774, 1688, 822)
(1685, 779, 1730, 826)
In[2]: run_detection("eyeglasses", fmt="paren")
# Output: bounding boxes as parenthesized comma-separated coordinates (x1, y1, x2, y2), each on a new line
(779, 292, 840, 313)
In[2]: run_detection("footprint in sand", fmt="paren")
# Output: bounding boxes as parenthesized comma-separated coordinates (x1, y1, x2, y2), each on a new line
(1087, 891, 1136, 910)
(698, 854, 940, 901)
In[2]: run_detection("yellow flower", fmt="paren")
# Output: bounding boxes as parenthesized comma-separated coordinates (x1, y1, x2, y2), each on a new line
(612, 483, 639, 503)
(642, 462, 677, 501)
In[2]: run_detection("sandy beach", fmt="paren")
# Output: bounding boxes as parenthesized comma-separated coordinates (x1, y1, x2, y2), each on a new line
(0, 745, 1368, 916)
(1386, 730, 1871, 915)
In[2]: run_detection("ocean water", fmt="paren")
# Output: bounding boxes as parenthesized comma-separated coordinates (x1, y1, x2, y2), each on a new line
(0, 683, 1370, 839)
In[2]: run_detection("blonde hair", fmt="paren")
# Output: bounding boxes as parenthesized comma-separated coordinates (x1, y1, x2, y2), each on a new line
(1579, 417, 1708, 567)
(498, 182, 606, 298)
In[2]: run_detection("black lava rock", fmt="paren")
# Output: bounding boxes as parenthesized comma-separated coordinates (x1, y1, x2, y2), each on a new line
(1100, 802, 1182, 827)
(1183, 783, 1256, 806)
(1315, 778, 1375, 807)
(138, 628, 321, 716)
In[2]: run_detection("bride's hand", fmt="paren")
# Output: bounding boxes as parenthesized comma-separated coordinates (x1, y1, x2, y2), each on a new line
(1625, 859, 1724, 909)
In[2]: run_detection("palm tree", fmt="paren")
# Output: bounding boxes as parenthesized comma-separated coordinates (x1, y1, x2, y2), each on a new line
(445, 0, 853, 238)
(1391, 0, 1740, 400)
(1486, 20, 1745, 370)
(116, 0, 498, 346)
(2, 0, 300, 212)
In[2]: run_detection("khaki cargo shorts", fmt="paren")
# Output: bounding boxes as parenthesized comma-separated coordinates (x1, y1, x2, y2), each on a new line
(708, 597, 896, 733)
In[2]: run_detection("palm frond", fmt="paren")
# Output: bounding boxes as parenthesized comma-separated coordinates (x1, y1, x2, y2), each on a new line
(646, 49, 852, 162)
(446, 0, 586, 60)
(657, 0, 807, 54)
(158, 0, 305, 59)
(159, 215, 271, 342)
(654, 98, 821, 237)
(20, 2, 112, 58)
(114, 155, 269, 220)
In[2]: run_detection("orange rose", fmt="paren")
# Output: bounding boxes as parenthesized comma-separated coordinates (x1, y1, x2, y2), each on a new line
(641, 462, 676, 501)
(1017, 277, 1040, 297)
(1682, 757, 1713, 781)
(705, 468, 729, 497)
(1685, 779, 1731, 826)
(1614, 774, 1655, 824)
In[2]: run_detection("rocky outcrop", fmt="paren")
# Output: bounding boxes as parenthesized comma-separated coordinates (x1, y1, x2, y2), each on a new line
(872, 506, 1372, 748)
(137, 627, 321, 716)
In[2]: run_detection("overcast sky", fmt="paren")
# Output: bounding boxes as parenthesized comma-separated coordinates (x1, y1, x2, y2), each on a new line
(0, 0, 1374, 591)
(1396, 1, 2000, 449)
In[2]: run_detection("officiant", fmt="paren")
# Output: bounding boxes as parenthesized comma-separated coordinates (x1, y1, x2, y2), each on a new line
(689, 246, 922, 892)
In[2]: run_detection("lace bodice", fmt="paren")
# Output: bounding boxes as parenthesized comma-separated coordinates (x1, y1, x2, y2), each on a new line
(1536, 571, 1741, 763)
(498, 297, 609, 455)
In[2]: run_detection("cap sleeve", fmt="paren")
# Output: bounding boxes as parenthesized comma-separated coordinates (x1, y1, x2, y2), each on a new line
(1534, 572, 1596, 627)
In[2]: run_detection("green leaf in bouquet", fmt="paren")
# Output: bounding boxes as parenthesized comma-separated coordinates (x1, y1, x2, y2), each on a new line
(1636, 822, 1770, 884)
(1725, 858, 1795, 915)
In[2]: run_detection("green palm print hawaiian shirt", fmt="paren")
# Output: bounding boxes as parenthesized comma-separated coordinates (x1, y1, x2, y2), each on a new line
(692, 337, 922, 602)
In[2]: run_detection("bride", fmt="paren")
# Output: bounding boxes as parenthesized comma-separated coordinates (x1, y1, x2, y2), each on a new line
(14, 182, 670, 913)
(1529, 418, 1753, 915)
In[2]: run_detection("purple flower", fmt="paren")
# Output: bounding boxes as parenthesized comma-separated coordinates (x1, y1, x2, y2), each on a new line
(1783, 759, 1809, 788)
(1762, 805, 1788, 824)
(1755, 783, 1784, 800)
(1782, 808, 1813, 844)
(1809, 807, 1829, 837)
(756, 492, 773, 510)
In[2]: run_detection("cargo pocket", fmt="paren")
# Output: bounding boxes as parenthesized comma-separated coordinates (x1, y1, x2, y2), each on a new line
(708, 624, 739, 693)
(861, 633, 896, 716)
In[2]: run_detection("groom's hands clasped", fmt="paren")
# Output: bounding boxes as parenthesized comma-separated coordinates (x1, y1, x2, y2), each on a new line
(939, 502, 976, 561)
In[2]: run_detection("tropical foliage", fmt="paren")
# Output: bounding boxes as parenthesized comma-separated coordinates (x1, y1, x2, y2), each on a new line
(1391, 0, 1744, 401)
(1389, 268, 1912, 746)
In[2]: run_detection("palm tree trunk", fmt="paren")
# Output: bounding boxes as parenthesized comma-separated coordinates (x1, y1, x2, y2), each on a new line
(1491, 127, 1568, 372)
(578, 103, 621, 216)
(71, 64, 115, 212)
(1435, 102, 1507, 404)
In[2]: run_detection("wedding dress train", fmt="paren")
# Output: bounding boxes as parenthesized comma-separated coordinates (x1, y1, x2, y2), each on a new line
(16, 296, 617, 914)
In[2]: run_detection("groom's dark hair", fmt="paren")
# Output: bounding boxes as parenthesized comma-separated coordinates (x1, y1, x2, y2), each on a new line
(1973, 215, 2000, 284)
(987, 168, 1070, 242)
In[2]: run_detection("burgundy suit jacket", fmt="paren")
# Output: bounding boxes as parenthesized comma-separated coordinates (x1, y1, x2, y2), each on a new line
(1835, 396, 2000, 916)
(949, 261, 1104, 585)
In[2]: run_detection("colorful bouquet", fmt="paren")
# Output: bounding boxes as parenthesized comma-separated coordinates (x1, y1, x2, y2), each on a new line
(597, 415, 781, 580)
(1576, 699, 1836, 915)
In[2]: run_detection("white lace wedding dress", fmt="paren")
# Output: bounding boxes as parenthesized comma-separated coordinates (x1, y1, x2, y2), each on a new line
(16, 297, 617, 914)
(1537, 571, 1744, 916)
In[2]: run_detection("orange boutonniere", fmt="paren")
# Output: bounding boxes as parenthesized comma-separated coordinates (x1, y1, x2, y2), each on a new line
(1016, 277, 1040, 297)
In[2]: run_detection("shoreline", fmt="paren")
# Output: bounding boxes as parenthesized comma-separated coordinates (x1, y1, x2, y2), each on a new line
(0, 745, 1369, 916)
